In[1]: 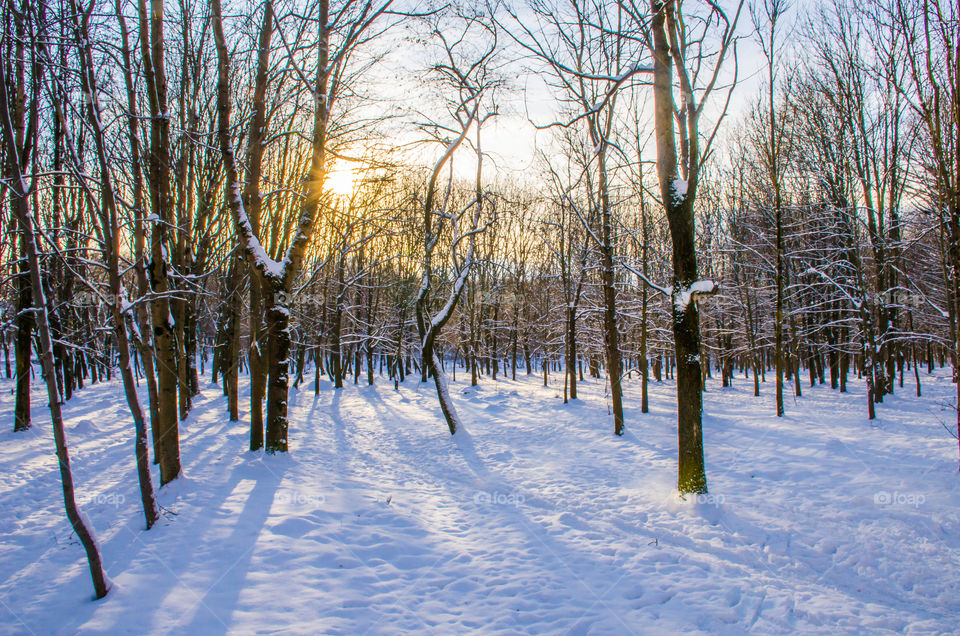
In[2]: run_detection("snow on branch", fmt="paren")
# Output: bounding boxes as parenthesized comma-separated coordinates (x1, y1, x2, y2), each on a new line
(672, 178, 688, 203)
(621, 261, 670, 297)
(674, 280, 719, 312)
(803, 267, 862, 310)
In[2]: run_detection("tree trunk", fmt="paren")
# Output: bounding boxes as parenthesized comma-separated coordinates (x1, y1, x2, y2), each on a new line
(566, 304, 578, 401)
(264, 289, 290, 452)
(13, 236, 31, 431)
(651, 0, 708, 493)
(140, 0, 181, 485)
(0, 64, 110, 595)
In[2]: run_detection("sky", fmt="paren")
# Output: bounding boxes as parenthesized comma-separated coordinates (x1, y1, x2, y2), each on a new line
(334, 0, 815, 187)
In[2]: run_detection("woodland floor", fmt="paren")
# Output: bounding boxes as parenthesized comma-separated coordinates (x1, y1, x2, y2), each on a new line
(1, 363, 959, 634)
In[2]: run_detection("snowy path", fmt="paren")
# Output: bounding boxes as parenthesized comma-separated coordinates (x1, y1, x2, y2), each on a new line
(1, 367, 959, 634)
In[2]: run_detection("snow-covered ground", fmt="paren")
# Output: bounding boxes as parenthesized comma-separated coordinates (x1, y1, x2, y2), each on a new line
(2, 365, 959, 634)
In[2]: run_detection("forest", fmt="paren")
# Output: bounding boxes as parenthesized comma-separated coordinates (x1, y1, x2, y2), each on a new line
(1, 0, 958, 632)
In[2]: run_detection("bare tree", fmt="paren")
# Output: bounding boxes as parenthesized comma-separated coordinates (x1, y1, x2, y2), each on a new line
(752, 0, 790, 416)
(503, 0, 647, 435)
(415, 13, 498, 434)
(66, 0, 160, 529)
(637, 0, 741, 493)
(138, 0, 182, 484)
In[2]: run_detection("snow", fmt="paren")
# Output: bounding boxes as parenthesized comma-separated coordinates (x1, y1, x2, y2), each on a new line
(688, 280, 716, 296)
(250, 241, 285, 280)
(672, 177, 688, 202)
(674, 279, 718, 313)
(1, 366, 959, 633)
(118, 285, 133, 315)
(614, 64, 653, 82)
(224, 179, 285, 281)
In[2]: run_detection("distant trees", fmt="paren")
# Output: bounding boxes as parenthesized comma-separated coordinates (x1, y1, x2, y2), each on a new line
(714, 0, 955, 431)
(504, 0, 645, 436)
(213, 0, 398, 451)
(893, 0, 960, 465)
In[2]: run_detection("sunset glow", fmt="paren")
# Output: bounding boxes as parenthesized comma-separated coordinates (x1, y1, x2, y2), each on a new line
(325, 164, 359, 197)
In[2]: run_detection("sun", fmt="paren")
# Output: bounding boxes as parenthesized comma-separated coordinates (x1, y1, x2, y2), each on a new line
(325, 163, 359, 197)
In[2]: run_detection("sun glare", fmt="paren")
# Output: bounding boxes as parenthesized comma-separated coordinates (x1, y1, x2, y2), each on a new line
(326, 164, 359, 197)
